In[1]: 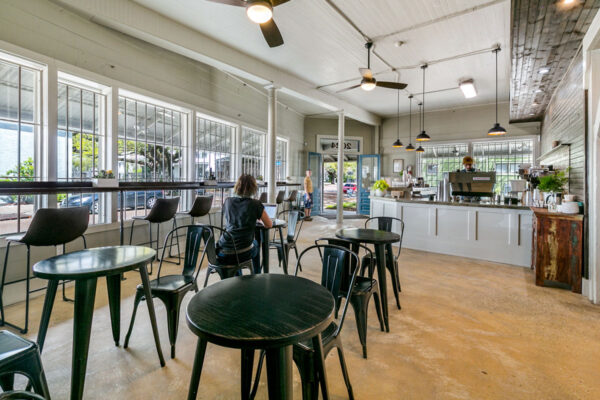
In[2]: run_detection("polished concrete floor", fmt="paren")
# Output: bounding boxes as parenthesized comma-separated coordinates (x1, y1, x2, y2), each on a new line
(3, 217, 600, 399)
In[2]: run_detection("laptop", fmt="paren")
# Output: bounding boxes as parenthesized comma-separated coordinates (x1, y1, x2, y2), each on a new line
(264, 204, 278, 220)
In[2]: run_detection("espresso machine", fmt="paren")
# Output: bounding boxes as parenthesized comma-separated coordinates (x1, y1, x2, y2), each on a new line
(448, 172, 496, 202)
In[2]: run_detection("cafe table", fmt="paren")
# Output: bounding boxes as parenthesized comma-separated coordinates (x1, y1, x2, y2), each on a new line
(33, 246, 165, 400)
(186, 274, 335, 400)
(335, 228, 400, 332)
(255, 219, 288, 274)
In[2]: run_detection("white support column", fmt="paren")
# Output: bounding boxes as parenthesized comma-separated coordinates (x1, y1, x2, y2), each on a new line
(235, 124, 242, 179)
(267, 86, 278, 202)
(186, 113, 196, 210)
(44, 62, 58, 209)
(107, 86, 119, 223)
(337, 111, 345, 225)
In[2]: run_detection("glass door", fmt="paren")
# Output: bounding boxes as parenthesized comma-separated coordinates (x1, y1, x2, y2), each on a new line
(357, 154, 380, 215)
(307, 152, 323, 215)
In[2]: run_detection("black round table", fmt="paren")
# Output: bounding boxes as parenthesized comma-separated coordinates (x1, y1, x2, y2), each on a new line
(335, 228, 400, 332)
(186, 274, 335, 400)
(33, 246, 165, 400)
(256, 219, 288, 274)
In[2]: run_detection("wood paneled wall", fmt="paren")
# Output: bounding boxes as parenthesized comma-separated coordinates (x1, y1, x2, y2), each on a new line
(540, 49, 585, 200)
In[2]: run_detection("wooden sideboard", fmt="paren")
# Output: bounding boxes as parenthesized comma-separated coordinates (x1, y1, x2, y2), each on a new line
(531, 208, 583, 293)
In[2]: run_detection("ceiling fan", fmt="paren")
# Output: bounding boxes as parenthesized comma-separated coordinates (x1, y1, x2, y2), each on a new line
(206, 0, 289, 48)
(337, 42, 408, 93)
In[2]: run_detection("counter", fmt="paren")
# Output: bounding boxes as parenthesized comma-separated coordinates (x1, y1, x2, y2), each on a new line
(370, 196, 533, 267)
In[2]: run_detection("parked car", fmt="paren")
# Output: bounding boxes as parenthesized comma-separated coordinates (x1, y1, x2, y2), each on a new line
(343, 183, 357, 194)
(60, 190, 164, 213)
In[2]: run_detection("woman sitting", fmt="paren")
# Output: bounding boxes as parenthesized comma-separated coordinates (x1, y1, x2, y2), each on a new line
(217, 174, 272, 273)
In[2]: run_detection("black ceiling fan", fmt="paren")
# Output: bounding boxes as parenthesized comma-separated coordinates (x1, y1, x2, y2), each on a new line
(337, 42, 408, 93)
(206, 0, 289, 48)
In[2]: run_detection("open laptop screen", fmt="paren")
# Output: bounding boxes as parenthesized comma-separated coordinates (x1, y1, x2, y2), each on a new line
(264, 204, 277, 219)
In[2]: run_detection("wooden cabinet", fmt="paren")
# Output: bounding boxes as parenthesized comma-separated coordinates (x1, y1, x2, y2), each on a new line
(531, 208, 583, 293)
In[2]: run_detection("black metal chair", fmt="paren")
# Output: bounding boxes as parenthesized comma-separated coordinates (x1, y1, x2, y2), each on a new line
(316, 238, 384, 358)
(272, 210, 304, 272)
(283, 190, 298, 212)
(275, 190, 286, 215)
(201, 226, 254, 287)
(257, 192, 268, 203)
(0, 330, 50, 399)
(124, 224, 206, 359)
(0, 206, 89, 333)
(129, 197, 181, 272)
(0, 391, 46, 400)
(361, 216, 404, 309)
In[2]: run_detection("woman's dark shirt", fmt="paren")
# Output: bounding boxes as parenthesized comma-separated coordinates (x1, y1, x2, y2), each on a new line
(218, 197, 264, 253)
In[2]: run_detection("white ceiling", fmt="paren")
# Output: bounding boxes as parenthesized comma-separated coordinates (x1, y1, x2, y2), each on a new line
(132, 0, 511, 117)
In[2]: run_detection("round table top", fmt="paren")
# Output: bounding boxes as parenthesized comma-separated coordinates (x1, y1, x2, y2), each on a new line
(186, 274, 334, 349)
(335, 228, 401, 245)
(33, 246, 156, 280)
(256, 219, 287, 229)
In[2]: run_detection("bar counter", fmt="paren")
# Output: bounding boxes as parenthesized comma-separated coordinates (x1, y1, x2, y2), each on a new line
(370, 196, 533, 267)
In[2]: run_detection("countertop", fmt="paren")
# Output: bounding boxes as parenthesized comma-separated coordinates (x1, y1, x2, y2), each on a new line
(370, 196, 531, 211)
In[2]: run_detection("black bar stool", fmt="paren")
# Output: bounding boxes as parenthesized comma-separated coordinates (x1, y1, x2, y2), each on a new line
(178, 196, 213, 226)
(0, 330, 51, 399)
(275, 190, 286, 215)
(283, 190, 298, 212)
(129, 197, 181, 272)
(257, 192, 268, 203)
(0, 206, 89, 333)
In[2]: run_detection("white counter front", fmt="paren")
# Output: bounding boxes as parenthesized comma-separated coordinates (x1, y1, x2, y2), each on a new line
(370, 197, 533, 267)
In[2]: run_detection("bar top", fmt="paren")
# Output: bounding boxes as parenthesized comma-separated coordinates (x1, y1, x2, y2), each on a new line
(370, 196, 531, 211)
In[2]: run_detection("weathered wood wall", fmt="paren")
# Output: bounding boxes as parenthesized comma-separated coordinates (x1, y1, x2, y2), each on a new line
(540, 49, 585, 200)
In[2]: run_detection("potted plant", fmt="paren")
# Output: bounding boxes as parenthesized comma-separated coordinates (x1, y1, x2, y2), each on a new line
(92, 170, 118, 187)
(372, 179, 389, 197)
(537, 169, 568, 210)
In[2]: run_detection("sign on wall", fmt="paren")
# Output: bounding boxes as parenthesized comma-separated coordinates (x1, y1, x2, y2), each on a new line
(317, 135, 363, 154)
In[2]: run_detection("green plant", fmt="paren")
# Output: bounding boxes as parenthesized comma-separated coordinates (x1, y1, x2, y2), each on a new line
(537, 169, 569, 193)
(372, 179, 389, 192)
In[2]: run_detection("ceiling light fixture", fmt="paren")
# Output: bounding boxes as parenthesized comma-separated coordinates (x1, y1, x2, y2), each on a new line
(488, 46, 507, 136)
(406, 96, 415, 151)
(246, 0, 273, 24)
(360, 77, 377, 91)
(392, 84, 404, 148)
(459, 79, 477, 99)
(415, 101, 424, 153)
(538, 67, 550, 74)
(416, 64, 431, 142)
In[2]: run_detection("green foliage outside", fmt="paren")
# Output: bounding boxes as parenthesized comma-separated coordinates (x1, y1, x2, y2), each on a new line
(1, 158, 35, 203)
(325, 201, 357, 210)
(324, 162, 356, 184)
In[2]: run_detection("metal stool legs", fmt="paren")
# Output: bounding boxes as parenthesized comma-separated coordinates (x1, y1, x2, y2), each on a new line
(0, 243, 30, 334)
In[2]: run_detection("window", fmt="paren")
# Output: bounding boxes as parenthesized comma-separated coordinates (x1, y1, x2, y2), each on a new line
(195, 116, 233, 181)
(118, 95, 186, 182)
(473, 138, 534, 194)
(0, 53, 42, 234)
(57, 81, 105, 181)
(275, 137, 288, 182)
(241, 127, 265, 179)
(417, 143, 469, 188)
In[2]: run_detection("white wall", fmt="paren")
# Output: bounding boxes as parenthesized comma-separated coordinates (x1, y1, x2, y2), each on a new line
(379, 102, 541, 176)
(0, 0, 305, 306)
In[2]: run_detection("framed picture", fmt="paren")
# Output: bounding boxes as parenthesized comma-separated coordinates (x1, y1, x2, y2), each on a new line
(393, 159, 404, 173)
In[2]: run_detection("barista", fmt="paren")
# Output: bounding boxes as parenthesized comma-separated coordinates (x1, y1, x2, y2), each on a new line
(460, 156, 477, 172)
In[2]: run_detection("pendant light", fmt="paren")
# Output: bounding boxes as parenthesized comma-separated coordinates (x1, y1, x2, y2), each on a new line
(416, 64, 431, 142)
(405, 95, 415, 151)
(392, 84, 403, 148)
(488, 46, 507, 136)
(416, 101, 425, 152)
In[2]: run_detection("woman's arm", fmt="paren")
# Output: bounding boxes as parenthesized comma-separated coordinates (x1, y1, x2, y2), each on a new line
(259, 209, 273, 228)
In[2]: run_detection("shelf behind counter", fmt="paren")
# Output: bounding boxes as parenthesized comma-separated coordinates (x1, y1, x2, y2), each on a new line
(370, 196, 533, 267)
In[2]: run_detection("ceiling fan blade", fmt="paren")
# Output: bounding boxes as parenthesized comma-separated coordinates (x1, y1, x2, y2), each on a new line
(205, 0, 246, 6)
(336, 84, 362, 93)
(271, 0, 291, 6)
(376, 81, 408, 90)
(259, 19, 284, 47)
(359, 68, 372, 79)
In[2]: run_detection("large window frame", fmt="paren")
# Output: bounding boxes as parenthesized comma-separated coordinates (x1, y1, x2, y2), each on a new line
(275, 137, 288, 182)
(195, 115, 234, 181)
(416, 136, 538, 192)
(241, 127, 265, 179)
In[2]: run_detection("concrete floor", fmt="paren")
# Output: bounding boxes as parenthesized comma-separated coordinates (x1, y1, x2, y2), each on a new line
(3, 217, 600, 399)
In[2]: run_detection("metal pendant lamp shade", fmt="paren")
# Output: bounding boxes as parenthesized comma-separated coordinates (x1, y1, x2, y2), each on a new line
(416, 64, 431, 142)
(406, 95, 415, 151)
(392, 86, 404, 148)
(488, 47, 507, 136)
